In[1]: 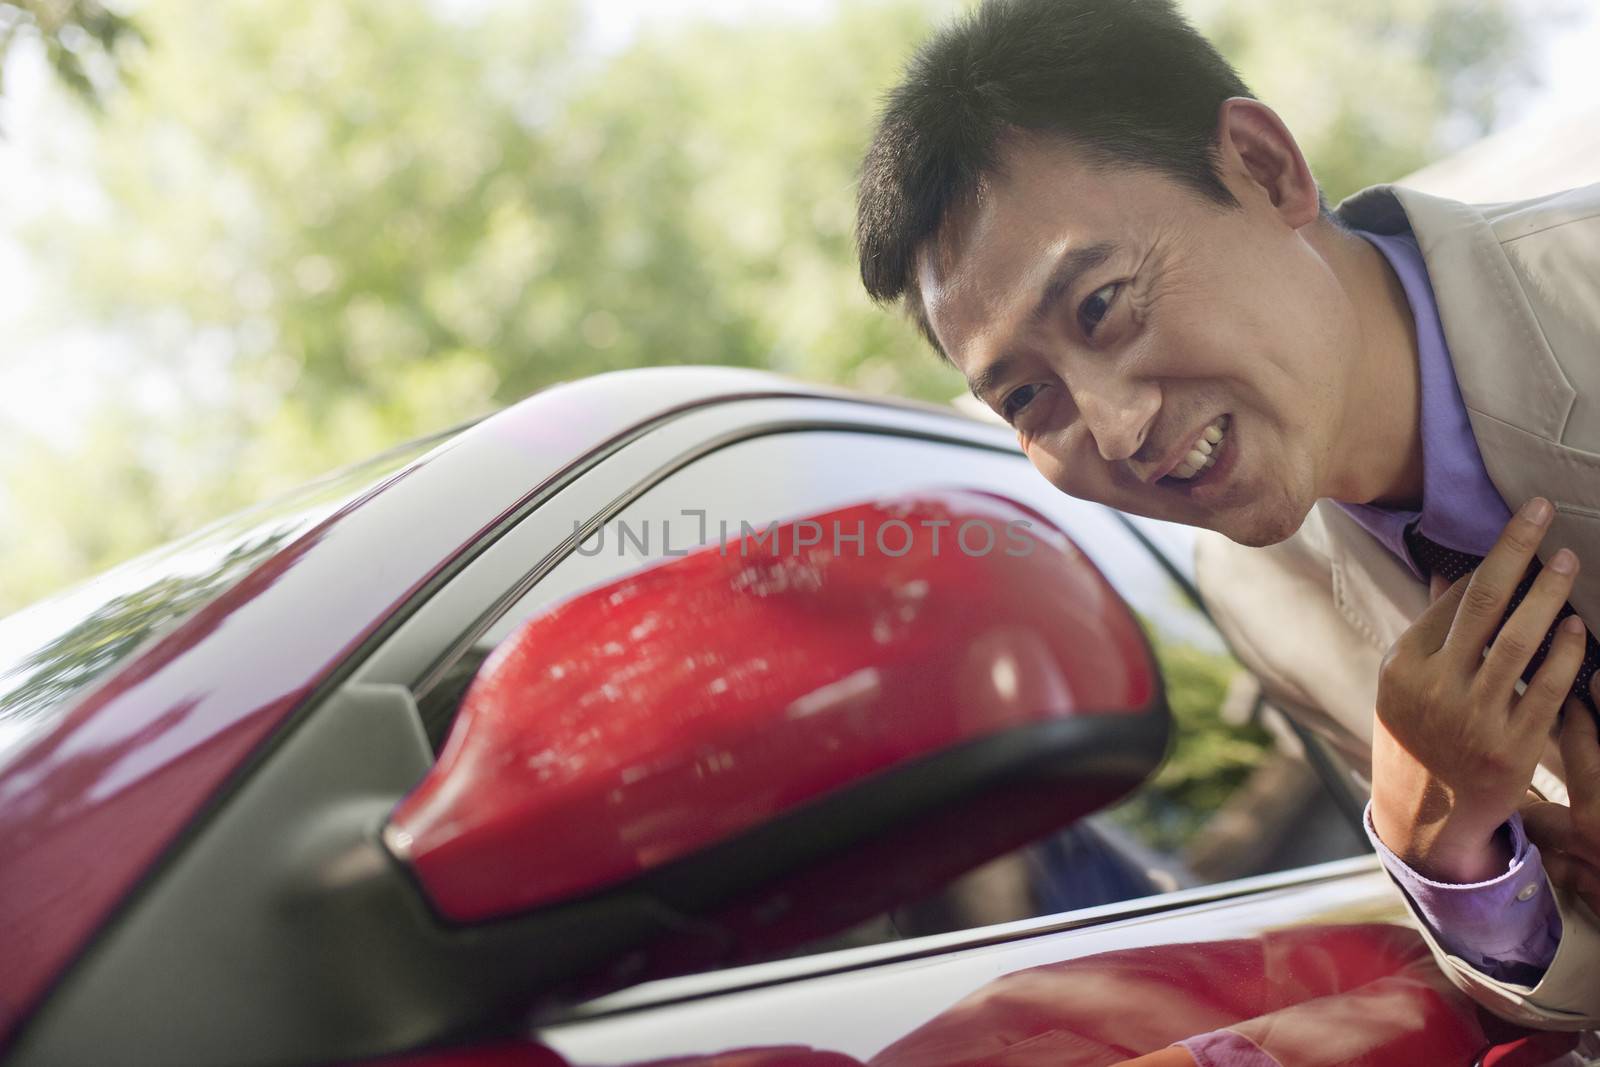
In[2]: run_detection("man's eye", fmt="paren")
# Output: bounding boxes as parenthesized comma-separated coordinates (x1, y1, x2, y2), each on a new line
(1001, 384, 1041, 422)
(1078, 282, 1121, 336)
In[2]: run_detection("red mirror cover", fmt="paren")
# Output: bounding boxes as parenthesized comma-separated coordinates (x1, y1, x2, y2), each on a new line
(388, 491, 1156, 922)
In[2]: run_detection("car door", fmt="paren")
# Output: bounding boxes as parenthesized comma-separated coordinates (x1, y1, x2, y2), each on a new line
(4, 389, 1524, 1067)
(346, 396, 1501, 1065)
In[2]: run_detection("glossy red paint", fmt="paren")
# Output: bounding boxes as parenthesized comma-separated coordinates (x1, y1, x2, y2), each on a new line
(548, 919, 1550, 1066)
(1479, 1032, 1583, 1067)
(870, 923, 1487, 1065)
(354, 1045, 860, 1067)
(0, 369, 832, 1044)
(388, 491, 1154, 923)
(625, 924, 1557, 1067)
(629, 1052, 862, 1066)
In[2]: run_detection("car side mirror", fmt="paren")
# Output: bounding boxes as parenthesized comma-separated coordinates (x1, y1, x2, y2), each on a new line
(386, 490, 1167, 994)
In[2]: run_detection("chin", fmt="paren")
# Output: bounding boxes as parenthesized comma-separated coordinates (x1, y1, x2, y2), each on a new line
(1213, 496, 1314, 548)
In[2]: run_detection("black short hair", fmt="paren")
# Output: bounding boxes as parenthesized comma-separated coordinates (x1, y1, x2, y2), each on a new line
(856, 0, 1258, 356)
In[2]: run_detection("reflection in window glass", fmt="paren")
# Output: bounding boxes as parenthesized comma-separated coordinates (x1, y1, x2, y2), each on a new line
(0, 430, 454, 764)
(1086, 522, 1367, 892)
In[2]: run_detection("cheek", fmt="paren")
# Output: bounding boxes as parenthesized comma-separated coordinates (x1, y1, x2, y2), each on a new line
(1022, 438, 1069, 489)
(1024, 437, 1130, 510)
(1022, 418, 1087, 476)
(1023, 437, 1096, 502)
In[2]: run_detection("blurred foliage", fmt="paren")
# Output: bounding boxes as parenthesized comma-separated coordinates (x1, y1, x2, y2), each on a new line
(1109, 635, 1272, 854)
(0, 0, 1563, 613)
(1191, 0, 1555, 200)
(0, 0, 142, 109)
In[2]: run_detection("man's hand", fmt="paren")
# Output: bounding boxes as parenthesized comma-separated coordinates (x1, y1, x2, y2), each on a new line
(1371, 498, 1589, 882)
(1522, 682, 1600, 914)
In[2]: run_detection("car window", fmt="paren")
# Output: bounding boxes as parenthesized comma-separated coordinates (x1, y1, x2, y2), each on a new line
(0, 429, 457, 765)
(424, 429, 1368, 954)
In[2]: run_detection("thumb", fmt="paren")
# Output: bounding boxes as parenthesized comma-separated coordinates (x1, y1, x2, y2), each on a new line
(1521, 798, 1574, 854)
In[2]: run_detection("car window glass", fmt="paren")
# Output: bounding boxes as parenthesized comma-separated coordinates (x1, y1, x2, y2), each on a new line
(0, 430, 456, 765)
(430, 430, 1367, 956)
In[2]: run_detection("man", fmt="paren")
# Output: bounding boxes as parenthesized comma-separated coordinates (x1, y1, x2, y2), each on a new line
(853, 0, 1600, 1047)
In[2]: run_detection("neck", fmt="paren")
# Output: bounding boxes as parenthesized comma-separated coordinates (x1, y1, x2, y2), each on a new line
(1317, 221, 1424, 509)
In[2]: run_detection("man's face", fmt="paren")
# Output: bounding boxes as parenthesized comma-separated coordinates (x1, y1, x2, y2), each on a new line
(917, 133, 1361, 547)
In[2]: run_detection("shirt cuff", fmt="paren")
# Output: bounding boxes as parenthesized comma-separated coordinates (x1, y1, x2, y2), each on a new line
(1177, 1031, 1277, 1067)
(1363, 802, 1561, 983)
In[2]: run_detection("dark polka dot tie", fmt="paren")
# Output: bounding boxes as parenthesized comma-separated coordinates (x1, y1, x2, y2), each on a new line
(1404, 523, 1599, 714)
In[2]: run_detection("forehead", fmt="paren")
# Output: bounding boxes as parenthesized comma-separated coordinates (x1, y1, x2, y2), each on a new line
(915, 134, 1185, 367)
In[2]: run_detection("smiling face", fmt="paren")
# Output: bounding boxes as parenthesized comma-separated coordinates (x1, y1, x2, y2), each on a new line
(917, 125, 1367, 548)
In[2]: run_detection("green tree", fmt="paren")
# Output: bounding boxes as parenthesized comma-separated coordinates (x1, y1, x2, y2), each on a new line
(1186, 0, 1557, 200)
(0, 0, 141, 108)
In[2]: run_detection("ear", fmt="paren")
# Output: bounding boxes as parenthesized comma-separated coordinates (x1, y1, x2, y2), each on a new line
(1213, 98, 1322, 229)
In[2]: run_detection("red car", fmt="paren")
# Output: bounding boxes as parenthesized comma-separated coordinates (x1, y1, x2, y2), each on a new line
(0, 369, 1579, 1067)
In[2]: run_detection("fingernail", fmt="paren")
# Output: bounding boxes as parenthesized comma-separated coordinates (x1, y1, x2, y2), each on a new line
(1562, 614, 1585, 634)
(1524, 497, 1553, 525)
(1552, 547, 1577, 574)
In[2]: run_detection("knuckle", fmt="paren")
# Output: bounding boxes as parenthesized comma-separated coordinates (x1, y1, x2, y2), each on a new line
(1462, 583, 1504, 618)
(1474, 746, 1519, 778)
(1533, 673, 1571, 705)
(1426, 676, 1459, 709)
(1508, 535, 1538, 558)
(1506, 524, 1543, 554)
(1466, 674, 1498, 709)
(1572, 807, 1600, 843)
(1496, 630, 1534, 663)
(1378, 648, 1415, 692)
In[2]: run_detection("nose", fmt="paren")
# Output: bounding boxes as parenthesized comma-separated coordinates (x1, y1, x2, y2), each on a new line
(1074, 377, 1160, 463)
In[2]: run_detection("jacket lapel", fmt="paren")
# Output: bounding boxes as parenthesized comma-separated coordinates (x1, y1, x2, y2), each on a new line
(1316, 501, 1430, 653)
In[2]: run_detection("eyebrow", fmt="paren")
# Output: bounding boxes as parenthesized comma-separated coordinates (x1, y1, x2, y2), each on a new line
(967, 240, 1120, 403)
(1031, 240, 1119, 325)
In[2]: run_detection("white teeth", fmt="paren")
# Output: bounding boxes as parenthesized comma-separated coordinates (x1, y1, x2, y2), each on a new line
(1165, 416, 1230, 482)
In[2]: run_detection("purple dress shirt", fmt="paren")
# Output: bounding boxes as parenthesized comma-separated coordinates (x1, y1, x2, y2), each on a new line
(1178, 227, 1559, 1067)
(1334, 228, 1559, 984)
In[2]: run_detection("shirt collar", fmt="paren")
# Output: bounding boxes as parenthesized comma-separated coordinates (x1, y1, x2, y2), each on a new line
(1333, 228, 1512, 580)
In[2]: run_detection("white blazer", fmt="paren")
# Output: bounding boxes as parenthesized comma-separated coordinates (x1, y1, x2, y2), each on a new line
(1196, 181, 1600, 1027)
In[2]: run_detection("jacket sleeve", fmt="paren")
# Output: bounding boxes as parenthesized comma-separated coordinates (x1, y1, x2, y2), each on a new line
(1402, 881, 1600, 1027)
(1194, 524, 1600, 1028)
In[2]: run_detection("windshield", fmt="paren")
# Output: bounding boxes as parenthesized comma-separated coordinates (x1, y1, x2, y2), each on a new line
(0, 430, 459, 763)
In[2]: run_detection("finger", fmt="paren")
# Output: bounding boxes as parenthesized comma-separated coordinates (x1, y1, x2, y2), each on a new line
(1522, 798, 1574, 854)
(1401, 572, 1471, 655)
(1544, 849, 1600, 911)
(1558, 696, 1600, 868)
(1442, 498, 1554, 662)
(1507, 609, 1586, 732)
(1560, 689, 1600, 786)
(1429, 572, 1452, 603)
(1483, 548, 1580, 699)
